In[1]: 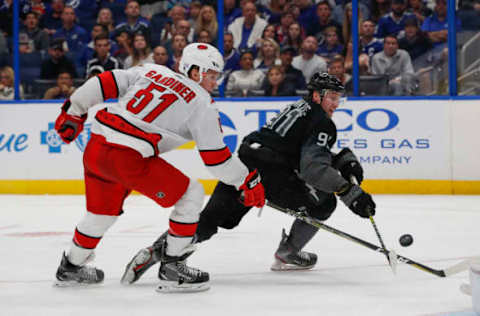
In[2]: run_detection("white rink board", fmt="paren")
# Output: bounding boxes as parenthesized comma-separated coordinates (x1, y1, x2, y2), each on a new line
(0, 99, 477, 181)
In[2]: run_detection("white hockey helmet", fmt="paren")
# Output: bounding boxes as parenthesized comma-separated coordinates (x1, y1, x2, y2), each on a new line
(179, 43, 224, 83)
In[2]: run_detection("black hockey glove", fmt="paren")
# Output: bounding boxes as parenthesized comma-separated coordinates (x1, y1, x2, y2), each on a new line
(337, 184, 375, 218)
(332, 148, 364, 184)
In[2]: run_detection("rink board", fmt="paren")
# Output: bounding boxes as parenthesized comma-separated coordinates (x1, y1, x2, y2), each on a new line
(0, 99, 479, 194)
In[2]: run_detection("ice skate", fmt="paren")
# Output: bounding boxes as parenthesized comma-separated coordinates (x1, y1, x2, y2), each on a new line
(157, 258, 210, 293)
(155, 234, 209, 293)
(54, 252, 104, 286)
(121, 232, 166, 284)
(271, 229, 317, 271)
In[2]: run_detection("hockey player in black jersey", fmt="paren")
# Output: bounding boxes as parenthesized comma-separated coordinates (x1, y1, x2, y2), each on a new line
(121, 73, 376, 281)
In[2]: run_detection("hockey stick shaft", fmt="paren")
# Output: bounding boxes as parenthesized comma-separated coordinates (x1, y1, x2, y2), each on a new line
(267, 200, 469, 278)
(349, 176, 392, 268)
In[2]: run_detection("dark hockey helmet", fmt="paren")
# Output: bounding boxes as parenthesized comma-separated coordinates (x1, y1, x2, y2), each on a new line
(307, 72, 345, 96)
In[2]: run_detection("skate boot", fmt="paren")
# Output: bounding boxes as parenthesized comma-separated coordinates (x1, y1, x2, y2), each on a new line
(121, 232, 166, 284)
(157, 255, 210, 293)
(271, 229, 318, 271)
(154, 234, 208, 293)
(54, 252, 104, 286)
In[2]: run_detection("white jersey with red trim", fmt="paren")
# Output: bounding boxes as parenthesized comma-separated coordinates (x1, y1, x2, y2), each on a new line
(66, 64, 249, 189)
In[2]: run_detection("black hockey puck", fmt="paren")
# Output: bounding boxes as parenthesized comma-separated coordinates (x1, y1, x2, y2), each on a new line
(399, 234, 414, 247)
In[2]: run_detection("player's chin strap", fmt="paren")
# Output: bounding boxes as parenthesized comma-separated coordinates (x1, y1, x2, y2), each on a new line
(266, 200, 479, 278)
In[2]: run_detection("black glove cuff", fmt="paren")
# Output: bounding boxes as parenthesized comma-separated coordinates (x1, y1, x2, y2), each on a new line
(339, 184, 362, 207)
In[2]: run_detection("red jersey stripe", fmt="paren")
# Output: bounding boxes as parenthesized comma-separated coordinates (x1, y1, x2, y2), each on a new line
(73, 228, 101, 249)
(97, 71, 119, 100)
(168, 220, 198, 237)
(199, 147, 232, 166)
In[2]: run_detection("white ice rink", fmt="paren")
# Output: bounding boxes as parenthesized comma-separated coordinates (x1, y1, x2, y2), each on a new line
(1, 194, 480, 316)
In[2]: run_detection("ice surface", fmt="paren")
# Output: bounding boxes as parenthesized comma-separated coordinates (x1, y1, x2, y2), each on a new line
(1, 194, 479, 316)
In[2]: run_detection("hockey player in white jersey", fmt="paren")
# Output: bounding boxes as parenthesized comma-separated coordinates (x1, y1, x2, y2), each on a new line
(53, 43, 265, 292)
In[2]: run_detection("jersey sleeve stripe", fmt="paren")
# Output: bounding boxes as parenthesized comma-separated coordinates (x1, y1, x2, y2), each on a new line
(95, 109, 162, 156)
(73, 228, 101, 249)
(199, 146, 232, 166)
(168, 220, 198, 237)
(97, 71, 119, 100)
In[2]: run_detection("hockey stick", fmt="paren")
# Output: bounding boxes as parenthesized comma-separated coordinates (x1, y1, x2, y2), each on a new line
(267, 200, 474, 278)
(349, 176, 397, 273)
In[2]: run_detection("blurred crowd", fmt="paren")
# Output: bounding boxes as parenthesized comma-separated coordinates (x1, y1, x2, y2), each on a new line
(0, 0, 478, 100)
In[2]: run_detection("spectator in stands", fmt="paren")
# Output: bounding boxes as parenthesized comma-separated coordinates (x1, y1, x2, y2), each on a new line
(172, 19, 195, 44)
(295, 0, 317, 30)
(261, 0, 285, 24)
(457, 0, 480, 30)
(262, 65, 296, 96)
(282, 22, 304, 53)
(41, 38, 77, 79)
(152, 45, 171, 68)
(227, 49, 265, 96)
(124, 32, 153, 68)
(292, 36, 327, 82)
(255, 23, 277, 48)
(112, 28, 133, 65)
(360, 19, 383, 58)
(279, 45, 306, 90)
(83, 24, 110, 60)
(86, 34, 122, 77)
(43, 71, 75, 99)
(41, 0, 65, 35)
(317, 26, 344, 63)
(97, 7, 115, 34)
(86, 65, 104, 79)
(376, 0, 416, 38)
(138, 0, 165, 20)
(342, 2, 364, 45)
(19, 11, 49, 53)
(68, 0, 99, 32)
(169, 33, 188, 72)
(113, 0, 150, 43)
(370, 0, 392, 23)
(22, 0, 47, 20)
(224, 32, 241, 81)
(407, 0, 432, 25)
(228, 1, 268, 51)
(398, 17, 433, 67)
(0, 66, 23, 100)
(331, 0, 370, 25)
(52, 5, 89, 53)
(275, 10, 295, 44)
(224, 0, 242, 29)
(188, 1, 202, 28)
(197, 29, 214, 45)
(421, 0, 460, 49)
(158, 5, 187, 45)
(195, 5, 218, 42)
(371, 35, 417, 95)
(307, 1, 342, 44)
(343, 40, 371, 75)
(157, 18, 193, 51)
(254, 38, 281, 72)
(328, 54, 352, 88)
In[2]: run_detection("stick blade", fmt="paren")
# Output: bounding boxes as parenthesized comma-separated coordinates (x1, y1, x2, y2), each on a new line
(388, 250, 398, 275)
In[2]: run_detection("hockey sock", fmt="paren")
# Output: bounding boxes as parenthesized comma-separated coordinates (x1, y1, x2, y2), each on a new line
(67, 212, 117, 266)
(287, 218, 319, 251)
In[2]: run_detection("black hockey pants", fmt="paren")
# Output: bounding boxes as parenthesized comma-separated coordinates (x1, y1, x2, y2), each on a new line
(196, 142, 336, 243)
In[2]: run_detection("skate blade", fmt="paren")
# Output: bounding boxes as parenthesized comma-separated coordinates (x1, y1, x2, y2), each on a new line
(120, 248, 154, 285)
(155, 280, 210, 293)
(270, 258, 315, 271)
(53, 279, 103, 288)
